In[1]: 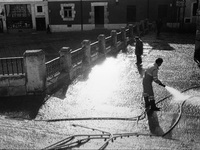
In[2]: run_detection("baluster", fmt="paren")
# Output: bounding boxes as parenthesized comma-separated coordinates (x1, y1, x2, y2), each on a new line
(21, 58, 24, 74)
(1, 59, 4, 75)
(6, 59, 9, 75)
(16, 59, 19, 74)
(11, 59, 14, 75)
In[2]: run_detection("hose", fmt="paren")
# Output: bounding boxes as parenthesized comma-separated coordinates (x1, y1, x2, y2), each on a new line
(42, 85, 200, 150)
(162, 99, 187, 137)
(35, 85, 200, 123)
(37, 117, 138, 122)
(43, 132, 164, 150)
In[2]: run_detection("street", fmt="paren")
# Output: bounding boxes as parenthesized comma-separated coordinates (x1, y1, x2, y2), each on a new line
(0, 32, 200, 149)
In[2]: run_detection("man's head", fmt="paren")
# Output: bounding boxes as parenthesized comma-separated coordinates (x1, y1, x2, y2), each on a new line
(155, 58, 163, 66)
(135, 36, 140, 40)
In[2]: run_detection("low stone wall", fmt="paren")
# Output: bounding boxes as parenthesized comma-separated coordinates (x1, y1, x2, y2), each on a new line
(0, 75, 26, 96)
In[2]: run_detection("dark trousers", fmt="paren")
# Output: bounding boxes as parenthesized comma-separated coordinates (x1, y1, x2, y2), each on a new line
(136, 55, 142, 65)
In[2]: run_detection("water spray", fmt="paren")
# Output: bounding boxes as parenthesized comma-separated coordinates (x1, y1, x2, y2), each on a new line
(165, 86, 191, 102)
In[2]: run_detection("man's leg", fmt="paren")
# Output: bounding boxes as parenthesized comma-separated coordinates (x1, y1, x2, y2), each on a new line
(136, 55, 142, 65)
(144, 96, 150, 109)
(143, 93, 150, 109)
(138, 55, 142, 64)
(149, 96, 160, 111)
(136, 55, 139, 64)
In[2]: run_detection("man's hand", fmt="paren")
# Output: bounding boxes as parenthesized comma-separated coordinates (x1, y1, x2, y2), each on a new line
(159, 83, 166, 87)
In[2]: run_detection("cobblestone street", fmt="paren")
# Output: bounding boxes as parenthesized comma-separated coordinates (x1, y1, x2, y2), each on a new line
(1, 31, 200, 149)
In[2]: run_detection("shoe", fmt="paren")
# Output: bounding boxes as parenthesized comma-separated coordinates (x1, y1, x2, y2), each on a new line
(150, 107, 160, 111)
(136, 62, 142, 66)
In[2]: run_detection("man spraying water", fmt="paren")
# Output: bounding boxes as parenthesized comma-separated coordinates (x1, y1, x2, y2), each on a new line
(143, 58, 166, 111)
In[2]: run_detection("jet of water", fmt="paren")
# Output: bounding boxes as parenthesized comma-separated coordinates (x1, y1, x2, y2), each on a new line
(165, 86, 190, 102)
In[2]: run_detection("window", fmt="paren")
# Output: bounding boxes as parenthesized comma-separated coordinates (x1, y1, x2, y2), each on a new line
(192, 2, 198, 16)
(37, 6, 43, 13)
(64, 6, 72, 18)
(185, 18, 191, 23)
(60, 4, 75, 21)
(6, 4, 31, 18)
(35, 5, 44, 16)
(5, 4, 32, 29)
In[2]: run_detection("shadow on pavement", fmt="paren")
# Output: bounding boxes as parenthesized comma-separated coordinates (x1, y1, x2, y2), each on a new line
(149, 41, 175, 51)
(147, 110, 165, 136)
(136, 64, 144, 78)
(143, 32, 195, 51)
(147, 110, 174, 139)
(0, 95, 45, 119)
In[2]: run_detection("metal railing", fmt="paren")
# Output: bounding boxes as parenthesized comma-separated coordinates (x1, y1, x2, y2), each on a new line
(117, 31, 122, 42)
(71, 47, 83, 66)
(90, 41, 99, 56)
(105, 36, 112, 50)
(45, 57, 60, 78)
(0, 57, 24, 75)
(126, 28, 130, 38)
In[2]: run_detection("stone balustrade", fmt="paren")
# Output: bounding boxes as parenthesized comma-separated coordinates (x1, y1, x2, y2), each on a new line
(0, 19, 151, 97)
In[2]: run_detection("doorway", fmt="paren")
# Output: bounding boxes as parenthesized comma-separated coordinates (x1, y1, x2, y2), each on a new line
(36, 17, 46, 31)
(158, 5, 168, 19)
(94, 6, 104, 27)
(127, 5, 136, 23)
(0, 19, 3, 33)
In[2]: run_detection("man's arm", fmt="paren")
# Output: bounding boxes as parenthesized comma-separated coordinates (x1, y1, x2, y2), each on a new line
(152, 69, 165, 87)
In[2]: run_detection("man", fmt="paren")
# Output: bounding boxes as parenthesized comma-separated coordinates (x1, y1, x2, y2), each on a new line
(135, 36, 143, 65)
(156, 19, 163, 37)
(142, 58, 166, 111)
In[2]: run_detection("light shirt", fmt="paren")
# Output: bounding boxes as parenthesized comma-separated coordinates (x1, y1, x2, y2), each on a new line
(145, 63, 162, 84)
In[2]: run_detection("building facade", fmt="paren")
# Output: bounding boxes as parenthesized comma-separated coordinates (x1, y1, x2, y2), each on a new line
(0, 0, 198, 33)
(0, 0, 49, 33)
(164, 0, 198, 31)
(47, 0, 149, 32)
(47, 0, 198, 32)
(184, 0, 198, 31)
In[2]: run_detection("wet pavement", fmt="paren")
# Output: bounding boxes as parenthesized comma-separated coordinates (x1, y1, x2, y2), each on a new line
(1, 32, 200, 149)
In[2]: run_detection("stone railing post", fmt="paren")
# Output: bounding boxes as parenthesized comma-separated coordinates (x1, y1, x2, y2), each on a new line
(24, 49, 46, 95)
(59, 47, 72, 80)
(81, 40, 91, 72)
(121, 27, 127, 53)
(111, 30, 117, 53)
(128, 24, 134, 45)
(98, 34, 106, 57)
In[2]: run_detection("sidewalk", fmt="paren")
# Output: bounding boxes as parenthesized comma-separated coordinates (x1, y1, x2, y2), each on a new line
(36, 31, 200, 149)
